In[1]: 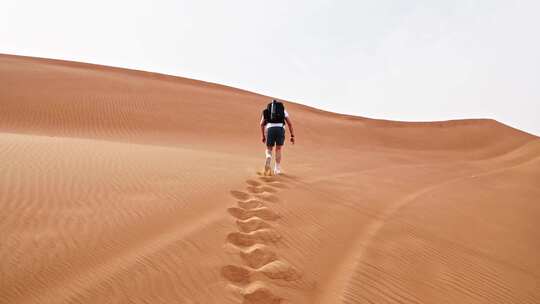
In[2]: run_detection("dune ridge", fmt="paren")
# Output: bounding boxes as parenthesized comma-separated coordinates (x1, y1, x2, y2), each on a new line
(1, 54, 539, 303)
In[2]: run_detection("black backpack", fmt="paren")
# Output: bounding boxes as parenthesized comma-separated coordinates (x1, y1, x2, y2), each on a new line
(264, 100, 285, 123)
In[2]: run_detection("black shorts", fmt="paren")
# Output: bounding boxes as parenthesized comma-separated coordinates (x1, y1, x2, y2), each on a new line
(266, 127, 285, 147)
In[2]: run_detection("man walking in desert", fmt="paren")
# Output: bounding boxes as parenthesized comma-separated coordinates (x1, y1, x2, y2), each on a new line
(260, 99, 295, 175)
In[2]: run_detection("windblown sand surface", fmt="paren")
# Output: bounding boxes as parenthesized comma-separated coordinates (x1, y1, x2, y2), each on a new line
(1, 54, 539, 304)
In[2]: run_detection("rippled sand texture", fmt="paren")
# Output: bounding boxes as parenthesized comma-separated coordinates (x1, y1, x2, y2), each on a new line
(1, 54, 539, 304)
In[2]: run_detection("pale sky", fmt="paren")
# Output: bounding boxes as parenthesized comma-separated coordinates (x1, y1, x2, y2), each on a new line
(2, 1, 539, 135)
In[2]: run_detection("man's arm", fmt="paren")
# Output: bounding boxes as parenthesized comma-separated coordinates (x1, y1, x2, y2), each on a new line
(260, 115, 267, 143)
(285, 117, 295, 144)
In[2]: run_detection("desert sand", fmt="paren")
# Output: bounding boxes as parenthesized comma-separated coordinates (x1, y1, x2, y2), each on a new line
(1, 54, 539, 304)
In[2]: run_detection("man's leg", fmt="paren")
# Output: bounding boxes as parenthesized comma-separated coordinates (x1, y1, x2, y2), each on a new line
(265, 145, 273, 173)
(274, 145, 282, 174)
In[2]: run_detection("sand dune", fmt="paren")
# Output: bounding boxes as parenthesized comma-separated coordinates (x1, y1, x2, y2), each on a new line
(1, 54, 539, 303)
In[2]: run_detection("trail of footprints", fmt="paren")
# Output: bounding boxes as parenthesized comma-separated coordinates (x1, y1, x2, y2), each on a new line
(222, 176, 300, 304)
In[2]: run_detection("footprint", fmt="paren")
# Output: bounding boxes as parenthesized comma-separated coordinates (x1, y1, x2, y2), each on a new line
(227, 230, 282, 247)
(258, 176, 280, 183)
(240, 245, 278, 269)
(247, 186, 265, 194)
(242, 283, 282, 304)
(237, 218, 272, 233)
(221, 265, 251, 284)
(227, 207, 280, 221)
(246, 180, 262, 187)
(223, 260, 299, 285)
(259, 260, 301, 281)
(247, 186, 278, 194)
(261, 186, 278, 193)
(255, 193, 280, 203)
(237, 199, 264, 210)
(225, 177, 295, 302)
(230, 190, 251, 200)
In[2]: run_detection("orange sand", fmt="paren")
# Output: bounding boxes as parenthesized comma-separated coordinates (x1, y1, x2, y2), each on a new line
(1, 54, 539, 304)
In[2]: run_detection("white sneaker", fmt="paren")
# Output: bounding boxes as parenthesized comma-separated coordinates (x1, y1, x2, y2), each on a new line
(274, 164, 281, 175)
